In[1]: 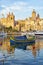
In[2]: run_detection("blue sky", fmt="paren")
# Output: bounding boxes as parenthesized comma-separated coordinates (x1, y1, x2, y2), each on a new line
(0, 0, 43, 20)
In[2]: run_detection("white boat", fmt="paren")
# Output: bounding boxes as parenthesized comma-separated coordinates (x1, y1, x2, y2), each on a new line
(34, 31, 43, 38)
(21, 32, 35, 39)
(21, 31, 43, 39)
(35, 31, 43, 35)
(21, 32, 35, 36)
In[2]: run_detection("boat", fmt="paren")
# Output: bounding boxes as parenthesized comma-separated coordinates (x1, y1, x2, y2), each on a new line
(34, 31, 43, 38)
(34, 31, 43, 35)
(21, 31, 43, 35)
(10, 35, 35, 46)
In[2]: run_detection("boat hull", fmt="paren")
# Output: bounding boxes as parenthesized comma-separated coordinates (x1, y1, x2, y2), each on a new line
(10, 39, 35, 46)
(10, 35, 35, 46)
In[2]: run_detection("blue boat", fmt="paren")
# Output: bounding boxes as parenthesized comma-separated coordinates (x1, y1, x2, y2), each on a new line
(10, 35, 35, 46)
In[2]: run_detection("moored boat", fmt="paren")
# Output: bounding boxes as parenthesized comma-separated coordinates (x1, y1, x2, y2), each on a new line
(10, 35, 35, 46)
(35, 31, 43, 35)
(34, 31, 43, 38)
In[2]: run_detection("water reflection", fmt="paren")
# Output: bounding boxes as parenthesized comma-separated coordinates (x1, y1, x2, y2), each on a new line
(7, 45, 15, 54)
(0, 37, 41, 58)
(0, 36, 43, 65)
(0, 37, 15, 54)
(27, 39, 41, 58)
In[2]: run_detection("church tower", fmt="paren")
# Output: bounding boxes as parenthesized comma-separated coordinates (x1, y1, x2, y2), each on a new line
(32, 9, 36, 20)
(37, 14, 40, 18)
(36, 14, 40, 22)
(7, 12, 15, 28)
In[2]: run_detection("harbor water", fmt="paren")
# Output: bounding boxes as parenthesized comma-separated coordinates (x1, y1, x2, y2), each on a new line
(0, 35, 43, 65)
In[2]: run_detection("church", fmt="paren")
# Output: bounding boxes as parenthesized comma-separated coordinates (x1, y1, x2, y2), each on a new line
(0, 12, 15, 28)
(0, 10, 43, 31)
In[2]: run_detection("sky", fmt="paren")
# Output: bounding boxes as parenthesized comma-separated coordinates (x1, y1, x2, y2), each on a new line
(0, 0, 43, 20)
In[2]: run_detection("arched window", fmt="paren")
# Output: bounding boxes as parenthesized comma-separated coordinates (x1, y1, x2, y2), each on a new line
(11, 17, 13, 20)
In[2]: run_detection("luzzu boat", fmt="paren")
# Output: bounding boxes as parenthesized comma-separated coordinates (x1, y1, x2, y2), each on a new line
(10, 35, 35, 46)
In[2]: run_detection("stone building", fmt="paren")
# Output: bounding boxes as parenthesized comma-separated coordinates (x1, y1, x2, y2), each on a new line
(0, 12, 15, 28)
(0, 10, 43, 32)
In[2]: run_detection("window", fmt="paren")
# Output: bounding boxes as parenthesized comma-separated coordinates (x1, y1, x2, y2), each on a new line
(11, 17, 12, 20)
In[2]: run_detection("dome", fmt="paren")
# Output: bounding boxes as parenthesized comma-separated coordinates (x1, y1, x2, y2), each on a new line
(32, 9, 36, 14)
(37, 14, 39, 18)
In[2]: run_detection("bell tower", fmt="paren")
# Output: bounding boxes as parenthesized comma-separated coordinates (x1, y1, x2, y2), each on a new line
(7, 12, 15, 28)
(32, 9, 36, 20)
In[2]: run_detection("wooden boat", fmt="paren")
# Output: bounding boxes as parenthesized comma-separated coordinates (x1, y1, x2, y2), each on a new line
(10, 35, 35, 46)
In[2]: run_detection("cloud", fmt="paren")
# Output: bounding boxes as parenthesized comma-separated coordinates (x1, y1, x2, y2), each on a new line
(9, 5, 21, 11)
(1, 5, 6, 8)
(0, 1, 28, 15)
(0, 1, 43, 19)
(14, 1, 27, 6)
(0, 8, 10, 17)
(10, 1, 28, 11)
(27, 6, 43, 10)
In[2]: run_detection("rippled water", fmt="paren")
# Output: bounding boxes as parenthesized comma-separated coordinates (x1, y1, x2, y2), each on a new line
(0, 36, 43, 65)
